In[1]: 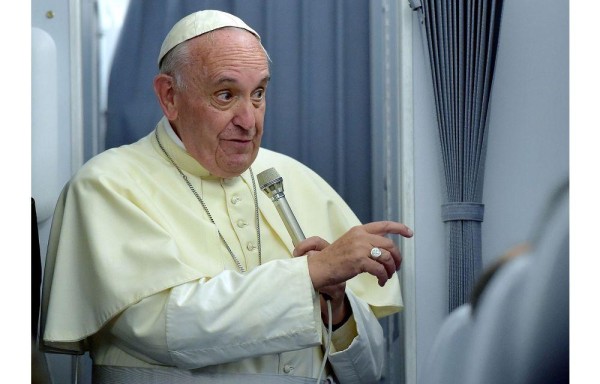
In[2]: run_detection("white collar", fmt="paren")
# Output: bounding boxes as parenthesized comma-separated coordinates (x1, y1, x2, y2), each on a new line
(163, 119, 186, 150)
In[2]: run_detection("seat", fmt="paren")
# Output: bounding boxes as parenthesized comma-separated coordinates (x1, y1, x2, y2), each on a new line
(464, 181, 569, 384)
(418, 304, 473, 384)
(420, 181, 569, 384)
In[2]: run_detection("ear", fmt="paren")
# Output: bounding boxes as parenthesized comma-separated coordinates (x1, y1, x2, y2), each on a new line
(153, 74, 178, 120)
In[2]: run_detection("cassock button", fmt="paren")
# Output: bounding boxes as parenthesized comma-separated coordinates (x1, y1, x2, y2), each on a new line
(237, 219, 247, 228)
(283, 364, 294, 374)
(246, 242, 256, 251)
(230, 195, 241, 205)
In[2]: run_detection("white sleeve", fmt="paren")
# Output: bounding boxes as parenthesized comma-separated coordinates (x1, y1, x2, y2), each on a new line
(107, 257, 323, 369)
(327, 289, 385, 384)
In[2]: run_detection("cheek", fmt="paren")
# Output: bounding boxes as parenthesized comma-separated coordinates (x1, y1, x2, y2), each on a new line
(180, 115, 224, 154)
(255, 107, 266, 128)
(197, 109, 230, 139)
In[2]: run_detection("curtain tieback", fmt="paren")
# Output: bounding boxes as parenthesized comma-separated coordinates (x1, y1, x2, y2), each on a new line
(442, 202, 485, 222)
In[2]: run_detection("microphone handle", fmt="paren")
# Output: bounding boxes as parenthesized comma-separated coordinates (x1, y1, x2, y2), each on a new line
(273, 197, 306, 247)
(273, 190, 332, 301)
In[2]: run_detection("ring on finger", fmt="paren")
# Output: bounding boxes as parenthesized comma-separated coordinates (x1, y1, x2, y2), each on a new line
(370, 247, 382, 259)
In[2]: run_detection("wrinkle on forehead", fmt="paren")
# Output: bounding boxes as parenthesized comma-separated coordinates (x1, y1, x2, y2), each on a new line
(189, 28, 269, 79)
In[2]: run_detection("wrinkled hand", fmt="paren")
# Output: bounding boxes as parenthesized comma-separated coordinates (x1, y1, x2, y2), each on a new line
(297, 221, 413, 290)
(293, 236, 349, 325)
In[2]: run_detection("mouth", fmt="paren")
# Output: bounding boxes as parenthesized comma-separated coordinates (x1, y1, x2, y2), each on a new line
(221, 138, 254, 152)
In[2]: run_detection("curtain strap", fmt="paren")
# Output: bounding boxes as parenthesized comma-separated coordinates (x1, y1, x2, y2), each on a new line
(408, 0, 422, 11)
(441, 202, 485, 222)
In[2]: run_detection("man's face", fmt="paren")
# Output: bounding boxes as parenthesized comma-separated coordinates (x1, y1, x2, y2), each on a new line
(170, 28, 270, 178)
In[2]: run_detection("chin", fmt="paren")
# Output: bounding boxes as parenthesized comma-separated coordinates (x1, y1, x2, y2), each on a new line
(216, 150, 258, 176)
(219, 163, 252, 178)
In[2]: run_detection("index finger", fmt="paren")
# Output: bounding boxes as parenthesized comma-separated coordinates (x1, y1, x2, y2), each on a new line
(362, 221, 414, 238)
(292, 236, 330, 257)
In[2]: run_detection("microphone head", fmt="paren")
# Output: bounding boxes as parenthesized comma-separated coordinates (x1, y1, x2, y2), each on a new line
(256, 167, 284, 200)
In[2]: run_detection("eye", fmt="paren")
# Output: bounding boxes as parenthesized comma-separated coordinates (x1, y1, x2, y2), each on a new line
(215, 91, 233, 102)
(252, 88, 266, 102)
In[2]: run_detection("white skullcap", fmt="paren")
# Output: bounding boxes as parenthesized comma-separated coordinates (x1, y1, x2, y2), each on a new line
(158, 10, 260, 67)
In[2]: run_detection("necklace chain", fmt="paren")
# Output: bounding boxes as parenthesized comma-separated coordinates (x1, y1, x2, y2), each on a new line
(155, 130, 262, 273)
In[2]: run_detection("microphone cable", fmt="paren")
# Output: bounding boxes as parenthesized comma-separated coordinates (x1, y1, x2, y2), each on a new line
(316, 298, 333, 384)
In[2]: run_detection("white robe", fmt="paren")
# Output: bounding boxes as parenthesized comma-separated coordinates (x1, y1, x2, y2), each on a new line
(41, 117, 403, 382)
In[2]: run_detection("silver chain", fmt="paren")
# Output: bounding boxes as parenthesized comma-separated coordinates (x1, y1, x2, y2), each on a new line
(155, 130, 262, 273)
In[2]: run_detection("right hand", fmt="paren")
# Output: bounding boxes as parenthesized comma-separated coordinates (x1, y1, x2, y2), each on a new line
(296, 221, 413, 290)
(293, 237, 349, 325)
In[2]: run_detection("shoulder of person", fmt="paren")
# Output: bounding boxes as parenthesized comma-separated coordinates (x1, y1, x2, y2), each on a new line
(73, 135, 156, 181)
(253, 147, 343, 199)
(254, 147, 320, 180)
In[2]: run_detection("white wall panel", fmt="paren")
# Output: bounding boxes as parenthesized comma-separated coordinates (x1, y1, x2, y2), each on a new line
(32, 27, 60, 223)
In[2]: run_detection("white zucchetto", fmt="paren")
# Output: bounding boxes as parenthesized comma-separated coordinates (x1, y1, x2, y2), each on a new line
(158, 9, 260, 67)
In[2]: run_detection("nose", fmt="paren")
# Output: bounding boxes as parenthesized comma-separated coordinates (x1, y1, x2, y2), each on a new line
(232, 99, 256, 131)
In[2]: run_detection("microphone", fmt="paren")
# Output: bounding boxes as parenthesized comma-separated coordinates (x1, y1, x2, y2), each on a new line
(257, 168, 334, 380)
(256, 167, 306, 247)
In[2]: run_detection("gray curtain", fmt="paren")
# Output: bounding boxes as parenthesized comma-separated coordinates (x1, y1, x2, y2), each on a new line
(410, 0, 505, 311)
(105, 0, 373, 223)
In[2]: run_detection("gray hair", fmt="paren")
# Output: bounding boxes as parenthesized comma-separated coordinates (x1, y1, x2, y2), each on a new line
(159, 27, 271, 91)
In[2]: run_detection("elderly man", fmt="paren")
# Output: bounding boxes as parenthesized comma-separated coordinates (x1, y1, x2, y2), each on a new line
(41, 10, 413, 384)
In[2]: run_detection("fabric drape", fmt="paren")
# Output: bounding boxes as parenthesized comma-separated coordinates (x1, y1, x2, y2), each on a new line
(410, 0, 505, 310)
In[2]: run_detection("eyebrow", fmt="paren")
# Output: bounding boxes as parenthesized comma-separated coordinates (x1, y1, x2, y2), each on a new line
(215, 75, 271, 86)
